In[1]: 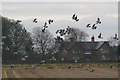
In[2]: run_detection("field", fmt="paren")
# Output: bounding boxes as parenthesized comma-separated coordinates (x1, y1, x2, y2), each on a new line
(2, 63, 119, 78)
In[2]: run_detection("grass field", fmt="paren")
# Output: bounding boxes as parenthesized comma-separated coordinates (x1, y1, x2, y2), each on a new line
(2, 63, 119, 78)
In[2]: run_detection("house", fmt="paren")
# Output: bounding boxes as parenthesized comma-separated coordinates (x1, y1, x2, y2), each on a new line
(61, 36, 117, 62)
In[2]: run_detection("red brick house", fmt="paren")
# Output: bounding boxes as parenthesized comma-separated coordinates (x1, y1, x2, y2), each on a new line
(61, 38, 117, 62)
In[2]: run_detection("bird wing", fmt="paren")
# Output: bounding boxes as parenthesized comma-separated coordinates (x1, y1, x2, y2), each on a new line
(33, 18, 37, 22)
(51, 20, 53, 22)
(115, 34, 117, 37)
(93, 24, 95, 27)
(72, 14, 75, 19)
(98, 18, 100, 21)
(56, 30, 59, 34)
(75, 16, 77, 20)
(44, 22, 47, 27)
(86, 24, 90, 27)
(76, 19, 79, 21)
(48, 20, 51, 24)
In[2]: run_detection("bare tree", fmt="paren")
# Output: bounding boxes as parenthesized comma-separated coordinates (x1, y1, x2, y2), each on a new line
(64, 27, 89, 42)
(31, 27, 55, 55)
(108, 37, 119, 46)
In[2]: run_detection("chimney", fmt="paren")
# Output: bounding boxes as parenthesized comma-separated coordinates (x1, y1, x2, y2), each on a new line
(91, 35, 95, 43)
(70, 37, 74, 42)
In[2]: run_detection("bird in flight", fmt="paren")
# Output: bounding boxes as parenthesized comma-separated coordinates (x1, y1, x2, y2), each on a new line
(98, 33, 103, 39)
(92, 24, 97, 29)
(33, 18, 37, 23)
(72, 14, 76, 20)
(72, 14, 79, 22)
(48, 19, 53, 24)
(113, 34, 119, 40)
(56, 29, 66, 36)
(16, 20, 22, 24)
(42, 22, 48, 33)
(96, 18, 101, 24)
(86, 24, 91, 28)
(42, 28, 45, 33)
(43, 22, 48, 28)
(56, 30, 60, 34)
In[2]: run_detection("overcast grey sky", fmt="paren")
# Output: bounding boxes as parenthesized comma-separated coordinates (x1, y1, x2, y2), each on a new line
(2, 2, 118, 41)
(1, 0, 119, 2)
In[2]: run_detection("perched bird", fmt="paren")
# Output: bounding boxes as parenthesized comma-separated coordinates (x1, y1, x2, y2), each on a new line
(86, 24, 91, 28)
(68, 65, 71, 69)
(41, 60, 46, 64)
(33, 18, 37, 23)
(48, 19, 53, 24)
(92, 24, 97, 29)
(96, 18, 101, 24)
(16, 20, 22, 24)
(11, 64, 16, 69)
(90, 69, 95, 72)
(113, 34, 119, 40)
(86, 67, 90, 70)
(98, 33, 103, 39)
(110, 64, 113, 69)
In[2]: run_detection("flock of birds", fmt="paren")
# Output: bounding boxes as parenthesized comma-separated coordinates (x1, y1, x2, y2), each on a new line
(86, 18, 103, 39)
(14, 14, 119, 41)
(85, 17, 118, 40)
(85, 67, 95, 72)
(56, 26, 76, 36)
(67, 65, 95, 72)
(72, 14, 79, 22)
(33, 18, 54, 33)
(10, 64, 114, 73)
(86, 18, 101, 29)
(8, 14, 117, 74)
(42, 19, 54, 32)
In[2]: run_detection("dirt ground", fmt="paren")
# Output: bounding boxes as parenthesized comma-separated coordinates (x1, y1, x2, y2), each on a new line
(2, 67, 118, 78)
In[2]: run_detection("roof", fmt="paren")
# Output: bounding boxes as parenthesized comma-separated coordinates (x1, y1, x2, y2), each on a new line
(62, 41, 109, 50)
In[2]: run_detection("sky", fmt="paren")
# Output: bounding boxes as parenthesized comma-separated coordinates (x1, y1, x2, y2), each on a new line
(1, 0, 120, 2)
(1, 2, 118, 41)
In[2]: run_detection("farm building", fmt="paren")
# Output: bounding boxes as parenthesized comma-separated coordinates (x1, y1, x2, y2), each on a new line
(60, 37, 117, 62)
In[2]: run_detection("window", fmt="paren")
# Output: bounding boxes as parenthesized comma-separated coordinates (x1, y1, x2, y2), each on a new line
(72, 50, 75, 53)
(63, 49, 68, 52)
(72, 50, 80, 54)
(101, 54, 109, 60)
(100, 48, 109, 53)
(85, 51, 91, 54)
(72, 57, 79, 60)
(100, 48, 103, 51)
(78, 50, 80, 53)
(61, 58, 64, 61)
